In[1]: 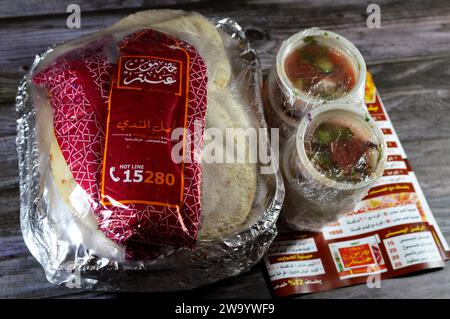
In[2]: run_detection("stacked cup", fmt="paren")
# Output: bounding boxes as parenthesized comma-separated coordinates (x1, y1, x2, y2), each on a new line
(265, 28, 387, 231)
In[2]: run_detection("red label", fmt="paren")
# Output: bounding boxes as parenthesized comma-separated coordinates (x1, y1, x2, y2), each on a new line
(383, 168, 409, 176)
(98, 30, 207, 257)
(387, 155, 403, 161)
(387, 141, 398, 148)
(34, 29, 208, 259)
(366, 94, 387, 121)
(363, 182, 415, 200)
(101, 48, 190, 208)
(338, 244, 375, 268)
(118, 56, 183, 94)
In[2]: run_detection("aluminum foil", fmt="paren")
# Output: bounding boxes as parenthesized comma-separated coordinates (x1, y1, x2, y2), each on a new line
(16, 16, 284, 291)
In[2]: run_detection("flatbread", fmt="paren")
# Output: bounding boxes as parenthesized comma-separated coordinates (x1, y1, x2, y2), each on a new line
(107, 10, 231, 90)
(37, 10, 231, 91)
(200, 89, 257, 238)
(34, 95, 100, 233)
(39, 10, 256, 246)
(106, 9, 186, 30)
(44, 87, 257, 240)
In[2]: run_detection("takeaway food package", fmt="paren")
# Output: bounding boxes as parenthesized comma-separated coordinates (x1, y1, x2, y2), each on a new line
(17, 10, 283, 291)
(16, 9, 448, 293)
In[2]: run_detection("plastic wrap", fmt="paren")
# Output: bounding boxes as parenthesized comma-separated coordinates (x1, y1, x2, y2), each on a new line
(280, 103, 387, 231)
(265, 28, 367, 141)
(17, 10, 284, 291)
(264, 28, 386, 230)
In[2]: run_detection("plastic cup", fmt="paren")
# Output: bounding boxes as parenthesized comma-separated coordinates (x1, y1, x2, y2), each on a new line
(280, 103, 387, 231)
(265, 28, 367, 139)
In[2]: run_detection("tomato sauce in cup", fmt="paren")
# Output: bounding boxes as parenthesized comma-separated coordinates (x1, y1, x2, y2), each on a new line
(280, 103, 387, 230)
(284, 36, 356, 100)
(265, 29, 367, 139)
(305, 120, 379, 183)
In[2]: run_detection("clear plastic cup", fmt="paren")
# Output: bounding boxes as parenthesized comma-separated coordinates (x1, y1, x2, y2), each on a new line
(265, 28, 367, 140)
(280, 103, 387, 231)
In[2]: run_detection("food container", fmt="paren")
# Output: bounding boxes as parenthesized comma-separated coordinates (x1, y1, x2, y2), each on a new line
(265, 28, 367, 140)
(280, 103, 387, 231)
(16, 10, 284, 291)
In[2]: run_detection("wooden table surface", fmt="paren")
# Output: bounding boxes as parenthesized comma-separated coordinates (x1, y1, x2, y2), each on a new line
(1, 0, 450, 299)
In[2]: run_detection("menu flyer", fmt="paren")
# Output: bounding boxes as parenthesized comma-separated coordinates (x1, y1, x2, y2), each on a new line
(264, 72, 450, 297)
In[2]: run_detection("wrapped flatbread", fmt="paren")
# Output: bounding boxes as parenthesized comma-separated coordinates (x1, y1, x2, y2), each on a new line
(18, 9, 283, 290)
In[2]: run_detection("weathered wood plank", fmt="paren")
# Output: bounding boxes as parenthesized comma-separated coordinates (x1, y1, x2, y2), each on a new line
(0, 0, 204, 19)
(370, 57, 450, 95)
(0, 253, 76, 298)
(401, 137, 450, 200)
(0, 188, 20, 239)
(301, 266, 450, 298)
(382, 91, 450, 143)
(1, 1, 450, 73)
(428, 197, 450, 241)
(0, 72, 23, 105)
(0, 103, 17, 136)
(0, 0, 448, 20)
(0, 136, 19, 190)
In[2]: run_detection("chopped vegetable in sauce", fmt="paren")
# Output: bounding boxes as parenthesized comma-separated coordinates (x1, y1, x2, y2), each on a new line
(285, 37, 356, 99)
(306, 121, 378, 183)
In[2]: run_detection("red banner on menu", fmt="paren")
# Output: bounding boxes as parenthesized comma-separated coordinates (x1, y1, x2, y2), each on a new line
(264, 72, 450, 297)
